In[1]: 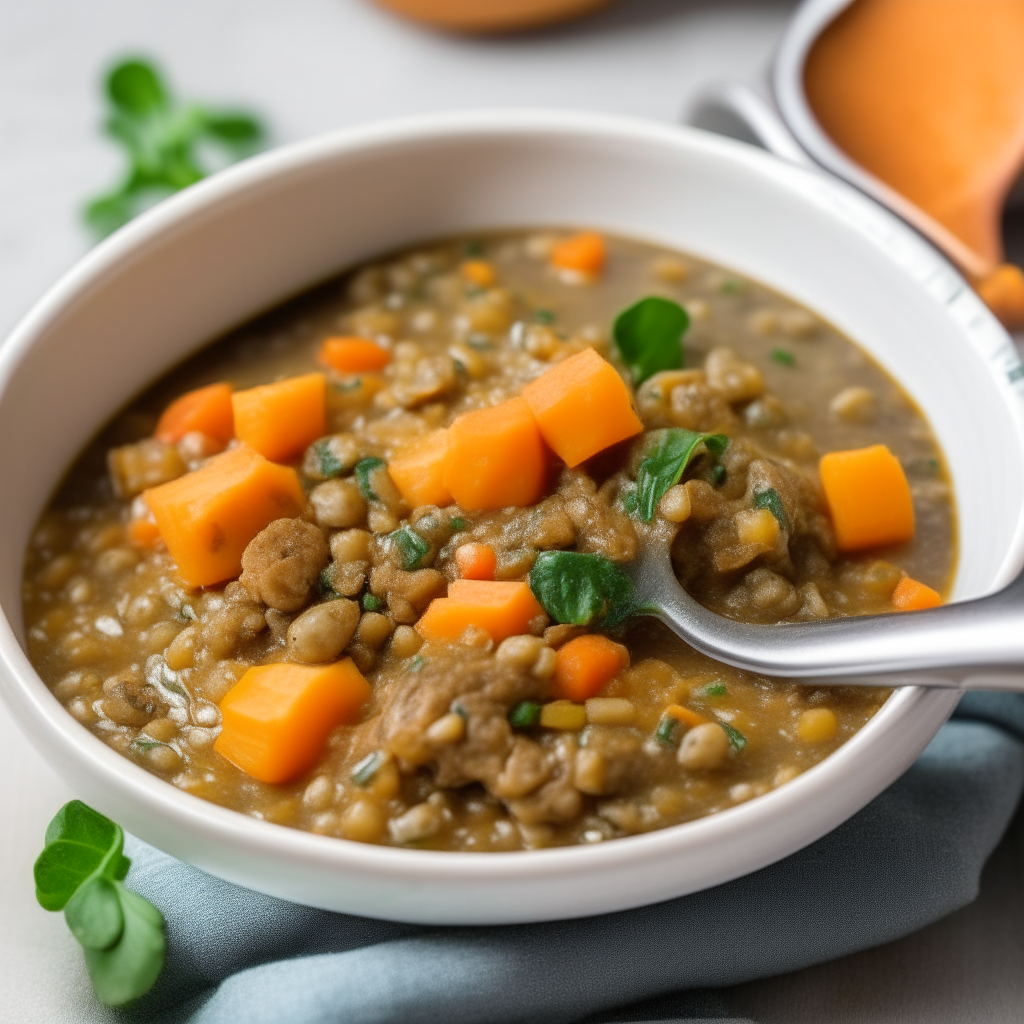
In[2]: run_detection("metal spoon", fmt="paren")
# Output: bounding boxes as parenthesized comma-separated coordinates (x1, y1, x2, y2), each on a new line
(624, 528, 1024, 691)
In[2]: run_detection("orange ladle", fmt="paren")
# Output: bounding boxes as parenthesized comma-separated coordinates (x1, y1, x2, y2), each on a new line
(780, 0, 1024, 327)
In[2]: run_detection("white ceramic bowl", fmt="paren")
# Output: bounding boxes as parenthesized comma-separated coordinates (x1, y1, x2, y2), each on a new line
(2, 111, 1024, 925)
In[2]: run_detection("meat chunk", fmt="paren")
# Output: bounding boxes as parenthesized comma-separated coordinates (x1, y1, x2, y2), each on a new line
(239, 518, 329, 612)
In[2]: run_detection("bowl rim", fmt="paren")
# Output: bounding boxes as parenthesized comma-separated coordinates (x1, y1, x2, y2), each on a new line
(2, 107, 1019, 907)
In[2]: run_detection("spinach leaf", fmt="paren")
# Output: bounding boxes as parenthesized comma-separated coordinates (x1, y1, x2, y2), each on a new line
(312, 439, 344, 479)
(612, 296, 689, 384)
(529, 551, 642, 628)
(719, 721, 747, 752)
(753, 487, 788, 529)
(353, 456, 386, 501)
(85, 58, 266, 238)
(389, 527, 430, 570)
(34, 801, 165, 1005)
(635, 429, 730, 521)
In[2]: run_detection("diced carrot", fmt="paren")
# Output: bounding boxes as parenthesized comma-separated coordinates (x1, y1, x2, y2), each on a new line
(977, 263, 1024, 329)
(819, 444, 915, 551)
(144, 444, 305, 587)
(127, 517, 161, 549)
(387, 429, 452, 509)
(318, 337, 391, 374)
(550, 231, 606, 276)
(154, 382, 234, 446)
(553, 634, 629, 702)
(443, 397, 547, 511)
(215, 660, 371, 783)
(522, 348, 643, 467)
(232, 372, 327, 463)
(461, 260, 496, 288)
(665, 704, 709, 729)
(455, 543, 497, 581)
(892, 575, 942, 611)
(416, 579, 544, 643)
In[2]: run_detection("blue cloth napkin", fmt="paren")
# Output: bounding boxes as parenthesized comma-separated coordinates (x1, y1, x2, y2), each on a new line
(122, 693, 1024, 1024)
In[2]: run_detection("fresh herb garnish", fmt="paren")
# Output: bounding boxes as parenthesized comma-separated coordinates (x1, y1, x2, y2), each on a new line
(529, 551, 642, 628)
(408, 655, 426, 672)
(720, 277, 744, 295)
(655, 715, 678, 745)
(352, 751, 385, 786)
(450, 700, 469, 720)
(533, 308, 556, 324)
(449, 516, 467, 532)
(770, 348, 795, 367)
(33, 801, 165, 1006)
(634, 428, 729, 521)
(129, 736, 165, 752)
(699, 682, 728, 698)
(719, 721, 747, 752)
(389, 527, 430, 570)
(362, 593, 383, 613)
(313, 439, 344, 479)
(354, 456, 386, 501)
(318, 566, 343, 601)
(612, 296, 689, 384)
(85, 59, 265, 238)
(619, 485, 640, 516)
(709, 463, 727, 487)
(508, 701, 542, 728)
(752, 487, 788, 529)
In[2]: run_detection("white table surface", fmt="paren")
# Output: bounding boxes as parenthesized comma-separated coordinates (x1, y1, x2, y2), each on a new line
(2, 1, 1023, 1020)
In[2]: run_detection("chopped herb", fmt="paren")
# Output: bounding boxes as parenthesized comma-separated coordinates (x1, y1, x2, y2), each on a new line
(634, 428, 729, 521)
(313, 439, 344, 478)
(34, 801, 165, 1005)
(362, 593, 383, 613)
(720, 277, 744, 294)
(709, 463, 727, 487)
(533, 308, 556, 324)
(464, 240, 483, 257)
(752, 487, 788, 529)
(508, 701, 542, 728)
(449, 516, 467, 532)
(699, 682, 728, 698)
(85, 59, 265, 238)
(467, 334, 493, 351)
(352, 751, 385, 786)
(389, 526, 431, 570)
(619, 484, 639, 516)
(655, 715, 678, 745)
(354, 456, 386, 501)
(129, 737, 165, 752)
(719, 721, 747, 752)
(333, 377, 364, 393)
(770, 348, 795, 366)
(407, 655, 426, 673)
(612, 296, 689, 384)
(317, 566, 343, 601)
(529, 551, 643, 628)
(450, 700, 469, 720)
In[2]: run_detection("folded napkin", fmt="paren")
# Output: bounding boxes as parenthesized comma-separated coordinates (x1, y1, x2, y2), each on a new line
(123, 692, 1024, 1024)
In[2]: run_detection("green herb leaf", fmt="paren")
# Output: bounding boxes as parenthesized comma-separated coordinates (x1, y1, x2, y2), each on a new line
(619, 485, 639, 516)
(655, 715, 678, 745)
(352, 751, 385, 785)
(317, 566, 343, 602)
(533, 308, 556, 324)
(389, 527, 430, 570)
(720, 277, 745, 295)
(34, 801, 165, 1005)
(529, 551, 641, 628)
(635, 429, 730, 521)
(509, 701, 542, 728)
(362, 593, 383, 612)
(719, 721, 747, 752)
(354, 456, 386, 502)
(449, 516, 466, 532)
(408, 655, 426, 673)
(612, 296, 689, 384)
(107, 60, 168, 116)
(699, 682, 727, 698)
(313, 439, 344, 479)
(752, 487, 788, 529)
(709, 463, 727, 487)
(770, 348, 795, 366)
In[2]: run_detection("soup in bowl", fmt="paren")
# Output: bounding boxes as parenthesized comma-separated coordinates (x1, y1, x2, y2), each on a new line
(2, 112, 1022, 922)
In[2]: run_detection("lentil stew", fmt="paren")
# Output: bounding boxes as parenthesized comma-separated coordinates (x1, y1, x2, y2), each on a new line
(22, 229, 956, 851)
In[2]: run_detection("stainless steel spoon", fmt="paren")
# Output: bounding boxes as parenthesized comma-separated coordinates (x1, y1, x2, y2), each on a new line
(625, 528, 1024, 691)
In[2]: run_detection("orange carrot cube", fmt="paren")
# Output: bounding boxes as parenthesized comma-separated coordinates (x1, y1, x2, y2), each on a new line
(387, 429, 452, 509)
(550, 231, 606, 276)
(443, 398, 547, 511)
(416, 580, 544, 643)
(144, 445, 305, 587)
(522, 348, 642, 467)
(819, 444, 915, 551)
(318, 337, 391, 374)
(155, 382, 234, 446)
(892, 575, 942, 611)
(455, 543, 497, 581)
(553, 634, 629, 702)
(232, 372, 327, 463)
(215, 660, 371, 783)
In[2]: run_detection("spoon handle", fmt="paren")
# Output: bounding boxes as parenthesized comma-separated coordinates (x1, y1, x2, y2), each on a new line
(629, 542, 1024, 690)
